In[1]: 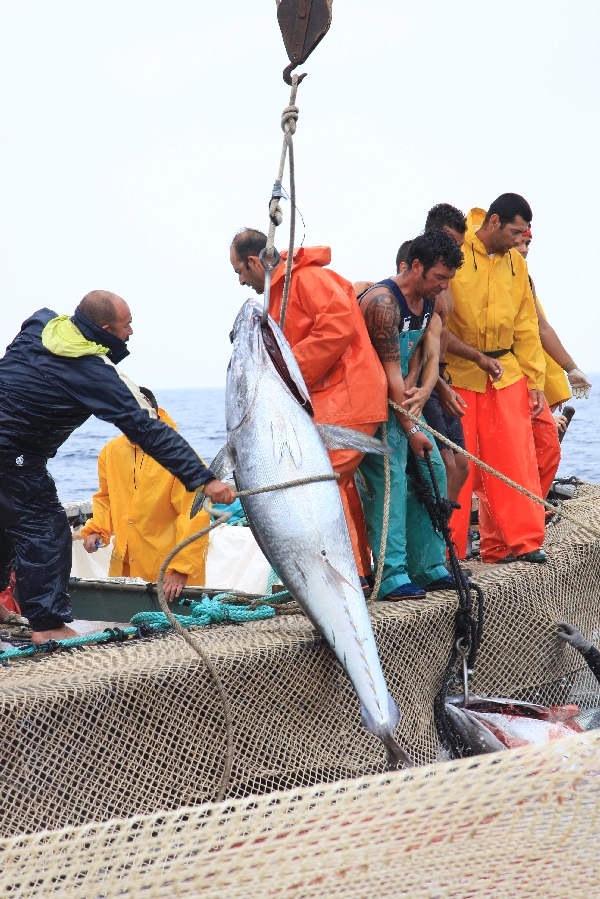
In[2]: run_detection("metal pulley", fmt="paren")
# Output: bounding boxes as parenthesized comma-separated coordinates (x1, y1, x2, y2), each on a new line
(276, 0, 333, 84)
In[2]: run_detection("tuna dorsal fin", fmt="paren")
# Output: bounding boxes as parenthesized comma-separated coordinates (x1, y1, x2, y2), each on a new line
(210, 442, 236, 480)
(316, 424, 394, 455)
(271, 418, 302, 468)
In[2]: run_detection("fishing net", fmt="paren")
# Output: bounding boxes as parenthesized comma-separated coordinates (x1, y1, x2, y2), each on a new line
(1, 728, 599, 898)
(1, 484, 600, 841)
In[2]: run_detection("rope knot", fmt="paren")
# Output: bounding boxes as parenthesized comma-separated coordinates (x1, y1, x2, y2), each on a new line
(269, 198, 283, 226)
(281, 105, 299, 134)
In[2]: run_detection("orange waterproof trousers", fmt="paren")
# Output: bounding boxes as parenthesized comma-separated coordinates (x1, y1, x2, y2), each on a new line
(451, 378, 545, 562)
(328, 422, 378, 577)
(532, 402, 561, 499)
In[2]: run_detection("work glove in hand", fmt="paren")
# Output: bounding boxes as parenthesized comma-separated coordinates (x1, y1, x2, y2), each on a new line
(567, 368, 592, 399)
(557, 622, 592, 654)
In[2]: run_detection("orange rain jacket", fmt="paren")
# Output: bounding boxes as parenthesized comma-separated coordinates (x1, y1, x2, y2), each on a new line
(268, 247, 388, 426)
(81, 409, 210, 583)
(447, 208, 545, 394)
(536, 298, 571, 407)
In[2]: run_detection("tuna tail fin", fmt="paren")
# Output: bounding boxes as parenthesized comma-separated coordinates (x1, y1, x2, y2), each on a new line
(382, 733, 414, 770)
(361, 694, 413, 770)
(316, 424, 394, 455)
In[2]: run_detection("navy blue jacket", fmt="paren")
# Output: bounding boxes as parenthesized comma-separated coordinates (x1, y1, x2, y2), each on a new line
(0, 309, 215, 491)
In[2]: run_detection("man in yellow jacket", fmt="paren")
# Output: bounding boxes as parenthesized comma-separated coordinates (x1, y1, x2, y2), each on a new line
(447, 193, 553, 564)
(82, 389, 211, 601)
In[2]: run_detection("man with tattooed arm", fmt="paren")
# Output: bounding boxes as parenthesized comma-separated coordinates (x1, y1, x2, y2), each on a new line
(358, 230, 464, 600)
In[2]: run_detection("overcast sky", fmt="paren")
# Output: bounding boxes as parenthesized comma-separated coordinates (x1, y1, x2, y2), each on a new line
(1, 1, 598, 388)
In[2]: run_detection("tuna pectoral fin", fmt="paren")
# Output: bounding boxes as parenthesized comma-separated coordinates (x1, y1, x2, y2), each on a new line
(209, 442, 236, 480)
(191, 442, 236, 518)
(190, 491, 207, 519)
(316, 424, 394, 455)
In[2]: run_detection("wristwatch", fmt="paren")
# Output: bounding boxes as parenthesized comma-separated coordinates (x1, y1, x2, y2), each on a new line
(407, 425, 421, 436)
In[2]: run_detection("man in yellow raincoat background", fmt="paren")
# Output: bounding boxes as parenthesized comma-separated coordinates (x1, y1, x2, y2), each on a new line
(447, 193, 557, 565)
(82, 388, 211, 601)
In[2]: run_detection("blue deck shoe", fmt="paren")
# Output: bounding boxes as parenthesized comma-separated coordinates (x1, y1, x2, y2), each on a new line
(382, 583, 426, 601)
(499, 550, 547, 564)
(426, 575, 473, 592)
(516, 549, 547, 564)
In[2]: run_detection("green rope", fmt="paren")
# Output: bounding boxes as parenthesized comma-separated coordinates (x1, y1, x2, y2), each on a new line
(131, 596, 275, 629)
(0, 626, 140, 661)
(0, 595, 279, 663)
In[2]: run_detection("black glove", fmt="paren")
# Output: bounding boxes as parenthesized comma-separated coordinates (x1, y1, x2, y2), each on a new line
(557, 622, 592, 654)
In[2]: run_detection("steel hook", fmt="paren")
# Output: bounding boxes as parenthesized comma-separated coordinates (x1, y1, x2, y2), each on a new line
(456, 638, 471, 707)
(283, 63, 308, 86)
(259, 246, 283, 326)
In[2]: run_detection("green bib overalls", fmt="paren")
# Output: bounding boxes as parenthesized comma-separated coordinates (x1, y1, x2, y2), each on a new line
(359, 280, 448, 594)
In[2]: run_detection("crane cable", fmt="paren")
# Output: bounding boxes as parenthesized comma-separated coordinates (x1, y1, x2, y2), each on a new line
(260, 74, 301, 331)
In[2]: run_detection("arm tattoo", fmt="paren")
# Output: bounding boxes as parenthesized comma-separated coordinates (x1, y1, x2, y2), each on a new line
(364, 291, 400, 363)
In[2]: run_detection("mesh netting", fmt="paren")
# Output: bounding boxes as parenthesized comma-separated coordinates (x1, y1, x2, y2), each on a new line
(1, 484, 600, 841)
(1, 728, 599, 898)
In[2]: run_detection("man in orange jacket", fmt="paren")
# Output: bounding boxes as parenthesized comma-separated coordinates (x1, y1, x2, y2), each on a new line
(447, 193, 552, 564)
(230, 229, 388, 588)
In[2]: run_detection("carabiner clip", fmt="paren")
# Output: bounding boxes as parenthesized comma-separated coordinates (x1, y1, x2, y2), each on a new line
(456, 638, 471, 707)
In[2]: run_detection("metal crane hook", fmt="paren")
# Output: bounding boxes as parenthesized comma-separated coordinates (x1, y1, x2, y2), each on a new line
(277, 0, 332, 84)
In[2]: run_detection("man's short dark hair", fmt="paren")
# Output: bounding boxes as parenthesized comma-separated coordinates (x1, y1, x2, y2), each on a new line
(139, 387, 158, 412)
(425, 203, 466, 235)
(484, 193, 532, 227)
(406, 229, 464, 275)
(395, 240, 413, 273)
(231, 228, 268, 266)
(77, 291, 118, 328)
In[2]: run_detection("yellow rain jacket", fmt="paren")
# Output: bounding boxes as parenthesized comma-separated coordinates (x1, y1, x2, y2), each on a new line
(447, 208, 545, 393)
(536, 298, 571, 407)
(81, 409, 210, 583)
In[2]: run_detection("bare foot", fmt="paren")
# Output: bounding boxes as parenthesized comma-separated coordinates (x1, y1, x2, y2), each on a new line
(31, 625, 79, 645)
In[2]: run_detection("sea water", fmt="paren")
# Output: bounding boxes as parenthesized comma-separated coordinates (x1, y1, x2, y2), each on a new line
(48, 388, 227, 502)
(47, 384, 600, 503)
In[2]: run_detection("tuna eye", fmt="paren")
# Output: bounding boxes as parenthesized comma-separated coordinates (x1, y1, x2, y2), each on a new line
(321, 550, 326, 556)
(229, 329, 234, 344)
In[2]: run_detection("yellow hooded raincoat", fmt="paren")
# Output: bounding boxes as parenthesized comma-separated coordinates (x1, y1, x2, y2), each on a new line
(447, 208, 545, 393)
(535, 298, 572, 407)
(81, 409, 210, 583)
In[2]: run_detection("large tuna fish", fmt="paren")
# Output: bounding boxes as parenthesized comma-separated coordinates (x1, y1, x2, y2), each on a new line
(196, 298, 412, 769)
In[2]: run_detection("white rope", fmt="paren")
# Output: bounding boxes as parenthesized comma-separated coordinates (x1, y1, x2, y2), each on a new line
(262, 76, 301, 330)
(389, 399, 600, 541)
(265, 85, 299, 256)
(368, 422, 390, 603)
